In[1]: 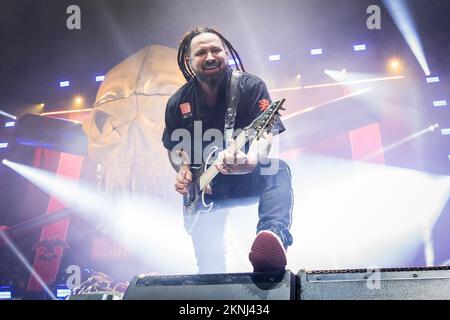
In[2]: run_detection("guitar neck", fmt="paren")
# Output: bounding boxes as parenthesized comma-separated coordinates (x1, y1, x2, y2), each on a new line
(195, 99, 284, 193)
(198, 129, 251, 190)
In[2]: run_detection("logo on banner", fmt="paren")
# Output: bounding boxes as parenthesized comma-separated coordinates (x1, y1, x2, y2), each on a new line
(90, 236, 130, 261)
(32, 238, 69, 262)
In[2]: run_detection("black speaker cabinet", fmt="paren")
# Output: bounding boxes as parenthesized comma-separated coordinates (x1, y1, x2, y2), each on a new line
(124, 270, 295, 300)
(298, 266, 450, 300)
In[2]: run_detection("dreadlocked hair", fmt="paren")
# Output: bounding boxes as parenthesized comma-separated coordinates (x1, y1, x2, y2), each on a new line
(177, 26, 245, 81)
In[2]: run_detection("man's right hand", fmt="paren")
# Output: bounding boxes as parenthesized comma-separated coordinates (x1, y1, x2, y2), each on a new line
(175, 165, 192, 195)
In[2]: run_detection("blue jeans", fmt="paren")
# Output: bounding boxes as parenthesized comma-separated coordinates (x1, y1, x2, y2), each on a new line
(186, 159, 294, 273)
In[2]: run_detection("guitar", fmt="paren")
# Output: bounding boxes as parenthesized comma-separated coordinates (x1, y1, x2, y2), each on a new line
(182, 99, 286, 228)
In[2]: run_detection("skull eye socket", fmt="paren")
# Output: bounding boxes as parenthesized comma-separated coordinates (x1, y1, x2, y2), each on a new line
(94, 110, 109, 132)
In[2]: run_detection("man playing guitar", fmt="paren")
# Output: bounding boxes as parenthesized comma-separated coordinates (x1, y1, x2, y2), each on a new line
(162, 26, 294, 273)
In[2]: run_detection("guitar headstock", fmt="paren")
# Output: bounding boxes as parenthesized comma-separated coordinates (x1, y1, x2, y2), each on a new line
(246, 99, 286, 139)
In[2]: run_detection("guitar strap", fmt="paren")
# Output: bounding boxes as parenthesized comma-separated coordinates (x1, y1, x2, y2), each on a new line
(224, 70, 243, 148)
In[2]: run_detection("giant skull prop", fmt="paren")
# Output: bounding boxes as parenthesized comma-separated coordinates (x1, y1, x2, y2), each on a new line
(83, 45, 185, 205)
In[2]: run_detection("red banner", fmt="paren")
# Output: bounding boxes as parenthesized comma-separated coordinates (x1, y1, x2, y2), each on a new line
(27, 152, 84, 291)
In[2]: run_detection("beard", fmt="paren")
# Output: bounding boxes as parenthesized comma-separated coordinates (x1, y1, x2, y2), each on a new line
(196, 62, 227, 88)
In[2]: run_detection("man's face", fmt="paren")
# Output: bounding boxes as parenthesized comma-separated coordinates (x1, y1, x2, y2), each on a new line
(188, 32, 228, 86)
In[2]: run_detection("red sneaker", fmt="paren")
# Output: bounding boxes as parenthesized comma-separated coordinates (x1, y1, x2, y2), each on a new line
(248, 230, 287, 272)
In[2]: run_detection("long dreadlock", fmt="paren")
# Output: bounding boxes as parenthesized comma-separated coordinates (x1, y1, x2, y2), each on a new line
(177, 26, 245, 81)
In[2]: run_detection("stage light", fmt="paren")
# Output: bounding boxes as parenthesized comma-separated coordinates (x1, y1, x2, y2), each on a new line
(433, 100, 447, 107)
(0, 289, 12, 300)
(1, 159, 6, 165)
(24, 103, 45, 115)
(441, 128, 450, 136)
(388, 58, 402, 72)
(4, 121, 15, 128)
(353, 44, 367, 51)
(228, 59, 236, 66)
(56, 287, 71, 299)
(95, 75, 105, 82)
(426, 76, 440, 83)
(73, 96, 84, 106)
(383, 0, 431, 76)
(310, 48, 323, 55)
(59, 81, 70, 88)
(269, 54, 280, 61)
(37, 103, 45, 113)
(0, 143, 8, 149)
(296, 74, 301, 80)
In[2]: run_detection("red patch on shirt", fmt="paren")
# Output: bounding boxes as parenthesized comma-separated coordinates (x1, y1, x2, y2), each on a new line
(258, 99, 270, 111)
(180, 103, 191, 115)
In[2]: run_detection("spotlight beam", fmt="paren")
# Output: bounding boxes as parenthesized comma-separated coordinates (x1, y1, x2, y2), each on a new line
(268, 75, 404, 93)
(0, 230, 57, 300)
(0, 110, 17, 120)
(281, 88, 371, 121)
(1, 160, 110, 223)
(41, 108, 92, 116)
(269, 86, 303, 93)
(2, 159, 197, 275)
(0, 209, 73, 243)
(383, 0, 431, 76)
(362, 124, 440, 162)
(308, 75, 404, 89)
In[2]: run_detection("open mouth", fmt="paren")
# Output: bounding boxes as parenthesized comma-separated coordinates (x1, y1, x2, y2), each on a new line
(203, 63, 220, 71)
